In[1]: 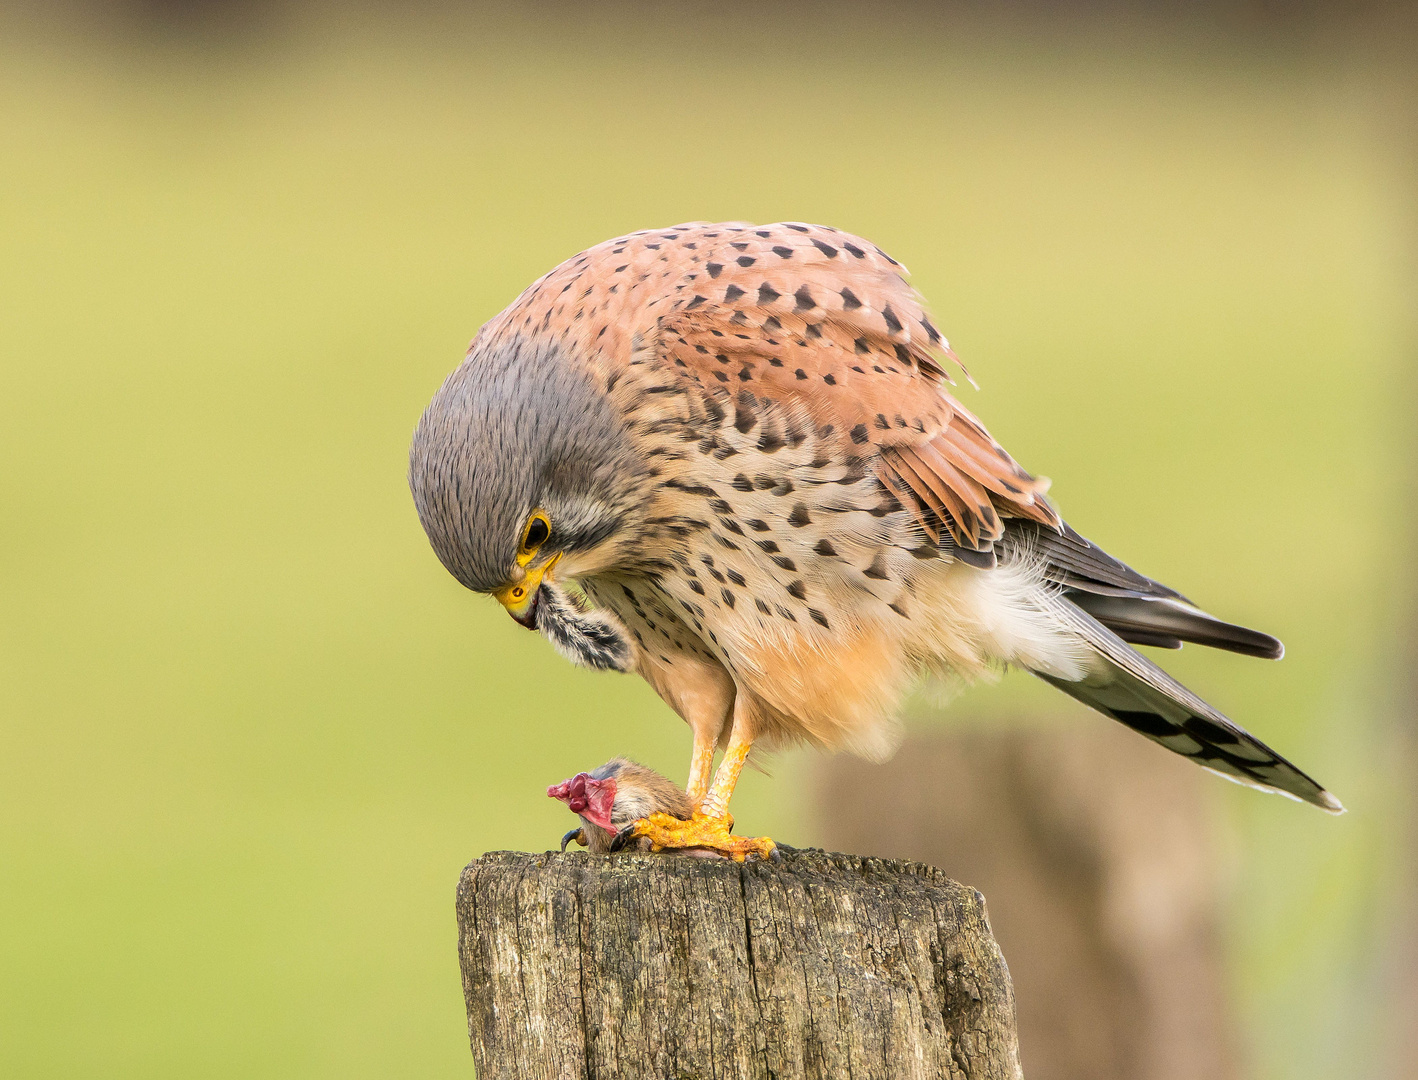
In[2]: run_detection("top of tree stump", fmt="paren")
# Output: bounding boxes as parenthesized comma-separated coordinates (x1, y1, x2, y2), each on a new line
(457, 848, 1022, 1080)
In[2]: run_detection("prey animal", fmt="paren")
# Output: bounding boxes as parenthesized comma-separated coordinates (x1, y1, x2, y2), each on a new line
(410, 221, 1342, 861)
(549, 757, 763, 859)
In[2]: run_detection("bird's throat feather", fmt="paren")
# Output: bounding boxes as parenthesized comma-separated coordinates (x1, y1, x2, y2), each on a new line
(534, 582, 635, 672)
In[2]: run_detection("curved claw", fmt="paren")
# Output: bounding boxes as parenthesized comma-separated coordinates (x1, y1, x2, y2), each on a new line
(560, 827, 586, 853)
(607, 823, 641, 854)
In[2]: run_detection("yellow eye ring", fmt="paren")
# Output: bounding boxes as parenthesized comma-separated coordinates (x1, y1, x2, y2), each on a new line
(517, 511, 551, 565)
(511, 586, 525, 600)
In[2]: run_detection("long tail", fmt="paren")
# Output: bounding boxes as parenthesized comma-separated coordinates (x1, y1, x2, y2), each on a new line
(1068, 592, 1283, 659)
(1035, 592, 1343, 813)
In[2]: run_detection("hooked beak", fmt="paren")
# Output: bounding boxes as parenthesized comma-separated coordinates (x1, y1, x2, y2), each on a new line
(493, 553, 560, 629)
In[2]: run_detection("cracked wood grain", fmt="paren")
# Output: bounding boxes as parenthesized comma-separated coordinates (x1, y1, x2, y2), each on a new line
(457, 849, 1022, 1079)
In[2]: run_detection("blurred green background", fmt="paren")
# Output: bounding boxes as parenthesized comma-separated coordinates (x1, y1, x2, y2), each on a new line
(1, 3, 1414, 1078)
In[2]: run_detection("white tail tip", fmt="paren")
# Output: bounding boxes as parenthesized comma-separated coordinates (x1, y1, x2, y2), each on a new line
(1317, 790, 1346, 815)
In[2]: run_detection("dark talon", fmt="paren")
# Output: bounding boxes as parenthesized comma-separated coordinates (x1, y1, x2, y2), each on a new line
(769, 846, 784, 864)
(560, 828, 585, 853)
(608, 823, 644, 853)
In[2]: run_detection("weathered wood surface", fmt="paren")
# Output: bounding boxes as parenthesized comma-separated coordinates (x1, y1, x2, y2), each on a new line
(456, 848, 1022, 1080)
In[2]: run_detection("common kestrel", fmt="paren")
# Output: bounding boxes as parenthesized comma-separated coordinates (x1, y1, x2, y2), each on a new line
(409, 221, 1342, 860)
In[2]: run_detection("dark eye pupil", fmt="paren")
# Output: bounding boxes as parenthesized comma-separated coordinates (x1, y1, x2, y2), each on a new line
(525, 518, 549, 548)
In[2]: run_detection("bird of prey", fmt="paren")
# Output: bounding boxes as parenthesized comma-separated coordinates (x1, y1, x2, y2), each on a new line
(410, 221, 1342, 861)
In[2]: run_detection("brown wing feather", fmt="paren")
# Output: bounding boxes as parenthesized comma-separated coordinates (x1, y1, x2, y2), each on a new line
(473, 221, 1057, 551)
(914, 443, 1001, 545)
(648, 223, 1058, 549)
(874, 455, 940, 542)
(891, 446, 977, 541)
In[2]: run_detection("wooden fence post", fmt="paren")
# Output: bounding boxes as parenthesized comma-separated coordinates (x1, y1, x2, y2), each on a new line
(456, 848, 1022, 1079)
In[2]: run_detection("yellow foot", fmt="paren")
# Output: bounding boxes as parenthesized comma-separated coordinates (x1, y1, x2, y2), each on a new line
(609, 811, 779, 863)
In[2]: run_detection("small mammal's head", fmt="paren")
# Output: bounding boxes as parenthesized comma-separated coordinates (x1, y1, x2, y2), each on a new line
(547, 767, 619, 833)
(548, 758, 694, 854)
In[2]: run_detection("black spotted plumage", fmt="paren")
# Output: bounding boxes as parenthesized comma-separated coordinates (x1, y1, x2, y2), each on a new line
(411, 219, 1343, 869)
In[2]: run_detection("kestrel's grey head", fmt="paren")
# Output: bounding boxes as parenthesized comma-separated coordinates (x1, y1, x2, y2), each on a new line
(408, 335, 644, 669)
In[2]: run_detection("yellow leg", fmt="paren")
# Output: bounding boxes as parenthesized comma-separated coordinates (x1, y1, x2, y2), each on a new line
(686, 732, 716, 805)
(700, 733, 750, 820)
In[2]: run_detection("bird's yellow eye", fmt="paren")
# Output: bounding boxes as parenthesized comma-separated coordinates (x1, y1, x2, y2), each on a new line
(510, 586, 525, 600)
(518, 511, 551, 565)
